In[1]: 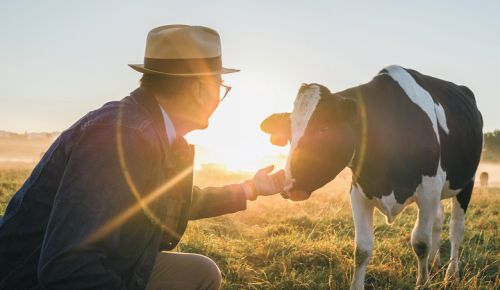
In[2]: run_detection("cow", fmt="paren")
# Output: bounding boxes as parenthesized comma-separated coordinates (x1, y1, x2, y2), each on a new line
(261, 65, 483, 289)
(479, 171, 489, 194)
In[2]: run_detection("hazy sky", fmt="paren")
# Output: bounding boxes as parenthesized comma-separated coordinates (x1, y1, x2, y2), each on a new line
(1, 1, 499, 170)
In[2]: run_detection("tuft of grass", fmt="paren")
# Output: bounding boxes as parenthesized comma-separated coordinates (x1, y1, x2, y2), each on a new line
(0, 169, 30, 215)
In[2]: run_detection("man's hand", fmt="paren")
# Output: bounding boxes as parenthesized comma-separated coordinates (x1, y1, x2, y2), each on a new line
(242, 165, 285, 200)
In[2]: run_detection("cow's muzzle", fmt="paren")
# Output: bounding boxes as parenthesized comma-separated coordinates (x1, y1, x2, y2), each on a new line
(281, 189, 311, 201)
(283, 174, 311, 201)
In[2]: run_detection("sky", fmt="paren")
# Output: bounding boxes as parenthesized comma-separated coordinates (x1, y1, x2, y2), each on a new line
(1, 0, 499, 171)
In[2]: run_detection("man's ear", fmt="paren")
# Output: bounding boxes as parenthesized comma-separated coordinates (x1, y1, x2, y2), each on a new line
(338, 98, 358, 124)
(190, 81, 206, 106)
(260, 113, 291, 146)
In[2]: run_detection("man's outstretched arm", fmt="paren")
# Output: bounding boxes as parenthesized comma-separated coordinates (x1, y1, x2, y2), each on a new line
(189, 166, 285, 220)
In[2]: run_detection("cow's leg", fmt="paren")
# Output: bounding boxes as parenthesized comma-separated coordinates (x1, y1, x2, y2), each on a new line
(349, 185, 374, 290)
(412, 186, 441, 287)
(446, 181, 472, 283)
(429, 202, 444, 272)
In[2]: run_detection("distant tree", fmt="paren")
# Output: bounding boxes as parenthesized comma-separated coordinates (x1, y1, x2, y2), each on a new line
(482, 130, 500, 162)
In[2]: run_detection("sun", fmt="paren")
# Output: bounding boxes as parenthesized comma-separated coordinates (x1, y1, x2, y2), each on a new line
(184, 74, 293, 173)
(191, 141, 288, 173)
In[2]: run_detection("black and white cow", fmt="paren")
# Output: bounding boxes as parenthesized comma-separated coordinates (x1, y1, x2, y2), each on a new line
(261, 65, 483, 289)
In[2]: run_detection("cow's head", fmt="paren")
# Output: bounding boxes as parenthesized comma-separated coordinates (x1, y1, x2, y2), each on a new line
(261, 84, 358, 201)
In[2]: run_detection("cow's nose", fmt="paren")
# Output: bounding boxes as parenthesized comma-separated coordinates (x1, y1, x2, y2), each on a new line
(281, 177, 295, 199)
(288, 189, 310, 201)
(283, 179, 311, 201)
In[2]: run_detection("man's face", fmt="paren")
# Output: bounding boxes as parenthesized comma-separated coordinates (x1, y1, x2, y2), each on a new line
(182, 75, 222, 130)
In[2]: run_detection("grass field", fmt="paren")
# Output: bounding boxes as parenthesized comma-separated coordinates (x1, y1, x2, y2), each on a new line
(1, 168, 499, 289)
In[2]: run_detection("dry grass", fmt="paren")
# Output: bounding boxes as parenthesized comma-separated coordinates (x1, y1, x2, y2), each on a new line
(184, 169, 500, 289)
(1, 168, 499, 289)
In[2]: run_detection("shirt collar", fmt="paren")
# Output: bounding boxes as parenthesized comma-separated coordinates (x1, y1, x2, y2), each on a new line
(159, 106, 177, 147)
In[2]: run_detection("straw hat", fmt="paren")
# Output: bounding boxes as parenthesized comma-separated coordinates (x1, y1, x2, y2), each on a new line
(129, 24, 239, 76)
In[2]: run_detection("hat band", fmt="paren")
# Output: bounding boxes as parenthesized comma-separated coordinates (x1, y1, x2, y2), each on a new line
(144, 56, 222, 74)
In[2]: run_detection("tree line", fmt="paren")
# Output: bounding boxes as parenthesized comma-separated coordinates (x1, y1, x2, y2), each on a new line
(482, 130, 500, 162)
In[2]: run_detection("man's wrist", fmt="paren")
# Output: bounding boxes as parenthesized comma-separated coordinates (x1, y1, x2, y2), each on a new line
(242, 180, 257, 201)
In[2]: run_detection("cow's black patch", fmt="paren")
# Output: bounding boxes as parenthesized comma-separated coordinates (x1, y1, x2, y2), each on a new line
(413, 241, 429, 259)
(355, 247, 371, 267)
(456, 180, 474, 213)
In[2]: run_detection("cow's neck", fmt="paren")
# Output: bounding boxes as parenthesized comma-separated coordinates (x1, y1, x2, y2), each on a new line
(333, 88, 365, 179)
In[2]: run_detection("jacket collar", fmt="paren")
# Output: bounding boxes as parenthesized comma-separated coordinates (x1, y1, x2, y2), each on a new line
(128, 88, 193, 168)
(129, 88, 171, 163)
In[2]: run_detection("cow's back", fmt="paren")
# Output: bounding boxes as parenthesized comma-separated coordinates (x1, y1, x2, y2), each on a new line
(339, 66, 482, 203)
(407, 69, 483, 190)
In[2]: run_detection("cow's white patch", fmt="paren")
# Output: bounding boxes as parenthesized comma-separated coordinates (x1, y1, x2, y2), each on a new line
(350, 184, 375, 248)
(284, 84, 322, 191)
(354, 182, 411, 224)
(411, 165, 445, 285)
(435, 103, 449, 134)
(447, 196, 465, 280)
(419, 162, 447, 198)
(440, 180, 461, 199)
(350, 184, 375, 290)
(382, 65, 449, 140)
(378, 192, 409, 224)
(429, 202, 445, 270)
(355, 163, 449, 224)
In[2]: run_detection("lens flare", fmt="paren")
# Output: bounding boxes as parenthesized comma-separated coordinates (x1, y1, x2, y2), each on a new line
(351, 88, 368, 181)
(82, 103, 193, 246)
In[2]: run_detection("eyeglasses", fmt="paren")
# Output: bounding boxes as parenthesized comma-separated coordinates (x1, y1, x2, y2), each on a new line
(199, 79, 232, 102)
(219, 83, 232, 102)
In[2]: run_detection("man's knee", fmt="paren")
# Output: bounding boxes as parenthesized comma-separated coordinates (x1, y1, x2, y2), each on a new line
(147, 253, 221, 290)
(196, 255, 222, 289)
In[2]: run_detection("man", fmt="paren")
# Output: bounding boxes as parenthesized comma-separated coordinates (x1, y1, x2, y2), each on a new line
(0, 25, 284, 290)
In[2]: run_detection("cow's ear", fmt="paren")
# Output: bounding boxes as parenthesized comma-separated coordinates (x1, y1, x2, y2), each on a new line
(338, 98, 358, 124)
(260, 113, 291, 146)
(260, 113, 291, 133)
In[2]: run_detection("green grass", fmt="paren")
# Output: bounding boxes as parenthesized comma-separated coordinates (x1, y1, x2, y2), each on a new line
(0, 168, 31, 214)
(1, 168, 499, 289)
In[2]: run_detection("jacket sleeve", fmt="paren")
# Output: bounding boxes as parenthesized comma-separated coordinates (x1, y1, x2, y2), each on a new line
(38, 125, 159, 290)
(188, 184, 247, 220)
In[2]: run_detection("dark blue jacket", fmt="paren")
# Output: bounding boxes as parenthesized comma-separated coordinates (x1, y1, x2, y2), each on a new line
(0, 88, 247, 289)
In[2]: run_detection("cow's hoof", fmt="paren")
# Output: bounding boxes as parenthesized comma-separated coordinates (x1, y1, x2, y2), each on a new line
(445, 263, 459, 283)
(415, 276, 430, 290)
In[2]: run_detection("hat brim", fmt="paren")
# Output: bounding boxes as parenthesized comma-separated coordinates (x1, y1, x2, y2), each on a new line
(128, 64, 240, 76)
